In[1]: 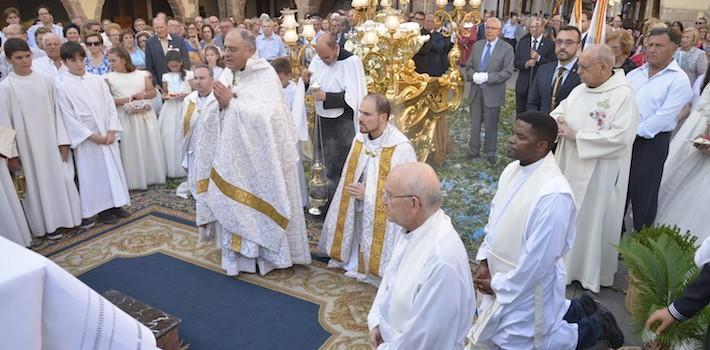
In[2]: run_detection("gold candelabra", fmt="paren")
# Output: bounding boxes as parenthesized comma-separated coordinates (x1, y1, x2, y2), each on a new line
(433, 0, 483, 37)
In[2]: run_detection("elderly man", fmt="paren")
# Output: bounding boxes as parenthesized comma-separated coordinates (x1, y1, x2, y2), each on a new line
(32, 34, 67, 77)
(319, 94, 417, 285)
(133, 18, 146, 33)
(626, 28, 692, 231)
(144, 17, 190, 87)
(467, 111, 623, 349)
(551, 45, 639, 292)
(412, 13, 447, 77)
(256, 19, 287, 61)
(514, 17, 556, 114)
(465, 17, 515, 164)
(0, 24, 46, 81)
(27, 5, 63, 48)
(167, 19, 182, 36)
(200, 29, 311, 276)
(329, 16, 346, 48)
(368, 162, 475, 349)
(214, 20, 234, 49)
(304, 32, 368, 211)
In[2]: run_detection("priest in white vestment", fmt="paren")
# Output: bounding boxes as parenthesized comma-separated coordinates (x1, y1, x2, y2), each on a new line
(55, 42, 130, 223)
(0, 125, 31, 247)
(178, 65, 217, 199)
(0, 38, 81, 238)
(367, 162, 475, 350)
(551, 45, 639, 292)
(305, 32, 368, 208)
(656, 82, 710, 241)
(0, 236, 159, 350)
(467, 112, 624, 350)
(202, 29, 311, 275)
(32, 34, 68, 78)
(319, 94, 417, 285)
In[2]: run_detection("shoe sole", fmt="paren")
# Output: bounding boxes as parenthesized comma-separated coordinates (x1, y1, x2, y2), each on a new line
(47, 234, 63, 240)
(80, 222, 96, 229)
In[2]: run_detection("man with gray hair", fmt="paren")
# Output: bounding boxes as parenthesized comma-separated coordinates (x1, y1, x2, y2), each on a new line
(32, 33, 67, 77)
(551, 44, 639, 293)
(198, 29, 311, 276)
(367, 162, 475, 349)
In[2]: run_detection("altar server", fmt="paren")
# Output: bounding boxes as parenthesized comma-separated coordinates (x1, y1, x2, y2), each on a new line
(0, 124, 31, 247)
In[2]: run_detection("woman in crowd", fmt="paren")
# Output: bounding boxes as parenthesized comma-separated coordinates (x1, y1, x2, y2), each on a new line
(136, 31, 150, 51)
(185, 22, 203, 65)
(1, 7, 21, 42)
(606, 29, 637, 74)
(159, 51, 193, 178)
(63, 23, 82, 43)
(104, 47, 166, 190)
(120, 29, 146, 70)
(670, 21, 684, 33)
(678, 28, 707, 85)
(202, 45, 224, 79)
(84, 32, 112, 75)
(200, 24, 216, 48)
(457, 23, 477, 67)
(105, 23, 122, 50)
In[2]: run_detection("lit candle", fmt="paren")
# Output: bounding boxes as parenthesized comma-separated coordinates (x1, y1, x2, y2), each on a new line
(469, 0, 482, 6)
(453, 0, 466, 7)
(283, 29, 299, 44)
(385, 14, 400, 32)
(363, 30, 379, 45)
(436, 0, 448, 6)
(302, 23, 316, 40)
(351, 0, 366, 8)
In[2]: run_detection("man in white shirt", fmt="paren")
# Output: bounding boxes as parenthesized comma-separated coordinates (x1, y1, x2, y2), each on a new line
(26, 5, 64, 48)
(255, 19, 287, 61)
(368, 162, 475, 350)
(625, 27, 692, 231)
(32, 34, 67, 77)
(502, 12, 519, 50)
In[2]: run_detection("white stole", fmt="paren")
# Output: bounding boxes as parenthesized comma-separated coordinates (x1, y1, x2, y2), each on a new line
(308, 54, 368, 131)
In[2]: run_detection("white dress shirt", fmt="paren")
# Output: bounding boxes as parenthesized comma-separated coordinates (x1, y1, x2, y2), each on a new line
(256, 33, 287, 61)
(626, 60, 692, 138)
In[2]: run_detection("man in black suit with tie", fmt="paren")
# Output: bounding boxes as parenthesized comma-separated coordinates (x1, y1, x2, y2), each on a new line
(144, 17, 190, 88)
(514, 17, 555, 114)
(526, 26, 582, 115)
(412, 12, 448, 76)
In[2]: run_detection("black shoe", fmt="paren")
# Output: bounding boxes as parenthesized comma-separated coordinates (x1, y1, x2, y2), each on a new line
(98, 211, 118, 225)
(486, 155, 496, 164)
(468, 152, 480, 160)
(599, 308, 624, 349)
(110, 207, 131, 218)
(80, 217, 96, 229)
(578, 292, 599, 316)
(46, 231, 63, 240)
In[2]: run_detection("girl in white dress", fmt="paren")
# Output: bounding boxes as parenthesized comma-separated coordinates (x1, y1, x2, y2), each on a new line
(105, 47, 166, 190)
(159, 51, 193, 178)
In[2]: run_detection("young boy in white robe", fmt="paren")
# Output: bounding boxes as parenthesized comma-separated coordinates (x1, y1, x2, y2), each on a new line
(271, 57, 309, 207)
(55, 41, 130, 225)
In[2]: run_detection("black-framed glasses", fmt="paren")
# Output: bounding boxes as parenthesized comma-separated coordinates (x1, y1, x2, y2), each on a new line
(86, 41, 102, 46)
(383, 191, 419, 202)
(696, 22, 705, 25)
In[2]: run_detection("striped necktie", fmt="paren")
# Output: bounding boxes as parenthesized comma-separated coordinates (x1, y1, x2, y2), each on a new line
(550, 66, 566, 110)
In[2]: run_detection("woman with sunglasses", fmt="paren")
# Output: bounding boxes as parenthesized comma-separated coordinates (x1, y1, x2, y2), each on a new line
(84, 31, 111, 75)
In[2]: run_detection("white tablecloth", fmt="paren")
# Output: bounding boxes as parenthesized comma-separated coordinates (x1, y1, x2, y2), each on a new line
(0, 237, 158, 350)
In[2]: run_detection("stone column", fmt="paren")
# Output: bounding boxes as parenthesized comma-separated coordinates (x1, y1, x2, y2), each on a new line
(295, 0, 323, 20)
(224, 0, 247, 22)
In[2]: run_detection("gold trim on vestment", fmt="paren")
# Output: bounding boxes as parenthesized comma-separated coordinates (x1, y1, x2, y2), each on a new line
(231, 234, 242, 252)
(210, 168, 290, 230)
(196, 178, 209, 194)
(331, 140, 364, 261)
(182, 100, 196, 137)
(357, 249, 366, 274)
(368, 146, 395, 277)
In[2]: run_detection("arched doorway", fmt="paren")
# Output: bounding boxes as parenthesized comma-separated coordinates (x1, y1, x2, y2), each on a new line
(5, 0, 70, 25)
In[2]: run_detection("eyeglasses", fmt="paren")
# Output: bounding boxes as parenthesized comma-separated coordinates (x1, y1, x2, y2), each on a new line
(86, 41, 102, 46)
(554, 39, 578, 46)
(696, 22, 705, 25)
(383, 191, 419, 202)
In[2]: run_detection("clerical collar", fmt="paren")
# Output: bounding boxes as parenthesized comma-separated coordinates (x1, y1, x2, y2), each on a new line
(336, 48, 353, 61)
(198, 91, 212, 98)
(405, 209, 445, 238)
(519, 154, 546, 173)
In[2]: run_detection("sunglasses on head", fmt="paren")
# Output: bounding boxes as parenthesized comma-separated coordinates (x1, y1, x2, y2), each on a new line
(86, 41, 102, 46)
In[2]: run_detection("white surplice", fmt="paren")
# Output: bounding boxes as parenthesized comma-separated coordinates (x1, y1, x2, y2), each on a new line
(0, 126, 31, 247)
(0, 71, 81, 235)
(551, 69, 639, 292)
(656, 84, 710, 242)
(179, 90, 216, 199)
(283, 79, 309, 206)
(205, 57, 311, 276)
(319, 124, 417, 284)
(55, 72, 130, 218)
(468, 154, 578, 349)
(159, 71, 193, 178)
(0, 236, 158, 350)
(367, 209, 475, 350)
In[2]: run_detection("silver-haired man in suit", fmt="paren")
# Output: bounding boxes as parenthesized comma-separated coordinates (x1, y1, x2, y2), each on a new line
(465, 17, 514, 164)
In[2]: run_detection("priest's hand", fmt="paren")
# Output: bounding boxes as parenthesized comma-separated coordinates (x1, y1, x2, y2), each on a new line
(302, 70, 312, 85)
(313, 90, 326, 101)
(214, 81, 232, 110)
(474, 260, 494, 295)
(557, 117, 576, 140)
(369, 326, 383, 349)
(7, 157, 21, 172)
(345, 182, 365, 200)
(645, 307, 676, 335)
(59, 145, 71, 162)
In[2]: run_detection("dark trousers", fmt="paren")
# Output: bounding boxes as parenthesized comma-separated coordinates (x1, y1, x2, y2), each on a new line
(626, 132, 671, 230)
(469, 94, 500, 157)
(316, 113, 354, 210)
(504, 38, 517, 52)
(563, 299, 604, 349)
(515, 91, 528, 115)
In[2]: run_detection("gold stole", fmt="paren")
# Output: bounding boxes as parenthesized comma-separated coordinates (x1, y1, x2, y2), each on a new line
(182, 100, 197, 137)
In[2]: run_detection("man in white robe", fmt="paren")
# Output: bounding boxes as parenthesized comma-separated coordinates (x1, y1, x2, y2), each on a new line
(367, 162, 474, 349)
(55, 41, 130, 225)
(203, 29, 311, 275)
(551, 45, 639, 293)
(467, 111, 624, 350)
(32, 34, 67, 78)
(319, 94, 417, 285)
(304, 32, 368, 209)
(0, 38, 81, 239)
(0, 125, 31, 247)
(177, 64, 217, 199)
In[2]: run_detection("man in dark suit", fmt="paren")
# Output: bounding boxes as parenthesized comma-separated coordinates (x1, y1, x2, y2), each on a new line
(329, 16, 346, 49)
(526, 26, 582, 115)
(514, 17, 556, 114)
(144, 17, 190, 87)
(413, 13, 447, 76)
(465, 17, 514, 164)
